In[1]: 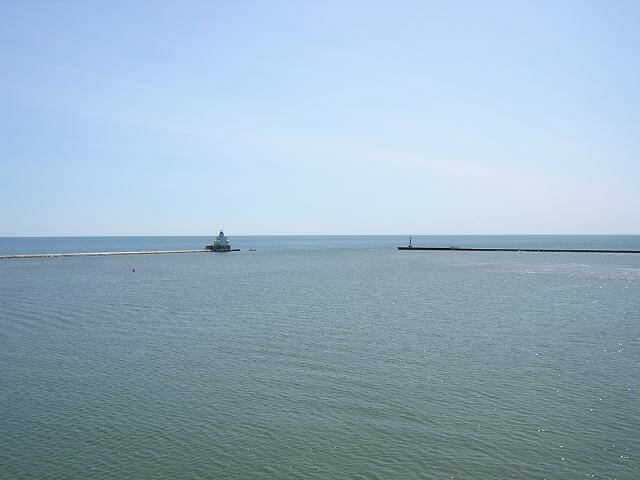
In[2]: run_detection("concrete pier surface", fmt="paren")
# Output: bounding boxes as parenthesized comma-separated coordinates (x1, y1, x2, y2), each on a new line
(0, 249, 210, 260)
(398, 246, 640, 254)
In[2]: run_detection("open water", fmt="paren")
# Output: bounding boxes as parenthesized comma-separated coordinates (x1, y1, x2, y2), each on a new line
(1, 236, 639, 479)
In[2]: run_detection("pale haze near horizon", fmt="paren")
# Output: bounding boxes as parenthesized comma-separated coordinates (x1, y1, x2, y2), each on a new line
(1, 1, 639, 236)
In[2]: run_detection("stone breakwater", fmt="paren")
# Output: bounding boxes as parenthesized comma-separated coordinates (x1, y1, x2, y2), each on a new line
(398, 246, 640, 253)
(0, 249, 210, 259)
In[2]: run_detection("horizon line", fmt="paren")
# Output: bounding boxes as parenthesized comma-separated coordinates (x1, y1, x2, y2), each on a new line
(1, 233, 639, 238)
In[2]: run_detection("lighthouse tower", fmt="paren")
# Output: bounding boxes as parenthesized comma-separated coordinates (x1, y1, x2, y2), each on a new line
(205, 229, 238, 252)
(205, 229, 232, 251)
(213, 230, 231, 251)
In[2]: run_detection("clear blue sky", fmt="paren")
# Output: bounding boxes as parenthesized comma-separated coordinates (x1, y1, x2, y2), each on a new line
(2, 0, 639, 236)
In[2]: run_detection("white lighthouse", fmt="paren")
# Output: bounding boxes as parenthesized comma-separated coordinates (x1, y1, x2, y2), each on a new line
(206, 230, 236, 252)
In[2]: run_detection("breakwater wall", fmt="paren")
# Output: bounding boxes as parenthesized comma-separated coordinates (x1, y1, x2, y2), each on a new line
(0, 249, 210, 260)
(398, 246, 640, 254)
